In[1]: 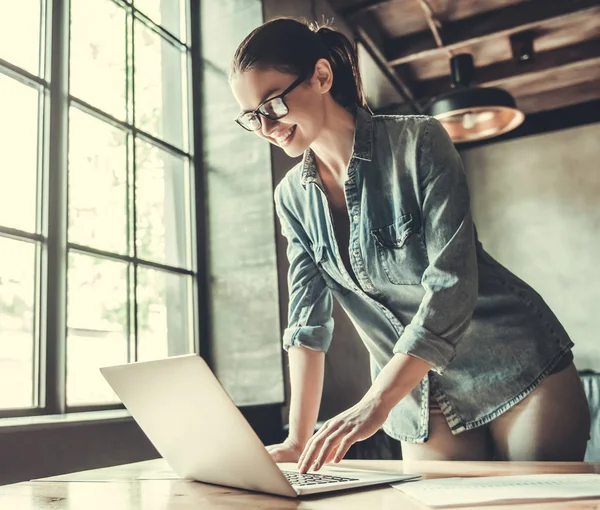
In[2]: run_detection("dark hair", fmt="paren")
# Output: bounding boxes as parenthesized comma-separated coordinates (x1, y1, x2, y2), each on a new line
(230, 18, 367, 110)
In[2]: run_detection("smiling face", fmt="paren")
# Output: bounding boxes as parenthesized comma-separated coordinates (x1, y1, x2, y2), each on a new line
(230, 62, 332, 158)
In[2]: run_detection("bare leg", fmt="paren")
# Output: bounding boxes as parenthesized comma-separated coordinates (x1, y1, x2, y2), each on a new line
(401, 406, 494, 461)
(489, 363, 591, 461)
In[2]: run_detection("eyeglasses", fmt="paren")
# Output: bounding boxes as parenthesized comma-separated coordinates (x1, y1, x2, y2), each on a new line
(235, 74, 306, 132)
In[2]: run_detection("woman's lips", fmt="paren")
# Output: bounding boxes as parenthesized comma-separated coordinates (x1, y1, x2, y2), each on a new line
(273, 125, 296, 147)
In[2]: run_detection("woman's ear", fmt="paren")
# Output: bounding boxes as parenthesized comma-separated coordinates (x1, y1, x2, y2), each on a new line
(312, 58, 333, 95)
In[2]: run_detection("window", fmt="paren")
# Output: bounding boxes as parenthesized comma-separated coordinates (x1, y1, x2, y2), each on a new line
(0, 0, 198, 417)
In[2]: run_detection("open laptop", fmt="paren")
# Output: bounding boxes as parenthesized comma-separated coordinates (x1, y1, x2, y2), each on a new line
(100, 354, 418, 497)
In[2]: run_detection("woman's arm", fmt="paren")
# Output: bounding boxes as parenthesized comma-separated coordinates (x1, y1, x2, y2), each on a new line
(274, 182, 335, 352)
(267, 182, 333, 462)
(297, 353, 431, 472)
(366, 352, 433, 414)
(288, 345, 325, 447)
(266, 345, 325, 462)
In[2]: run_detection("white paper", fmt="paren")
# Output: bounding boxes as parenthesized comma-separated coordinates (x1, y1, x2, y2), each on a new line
(392, 473, 600, 507)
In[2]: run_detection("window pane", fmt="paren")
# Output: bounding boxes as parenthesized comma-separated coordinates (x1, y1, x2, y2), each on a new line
(0, 237, 36, 409)
(134, 0, 187, 43)
(0, 74, 39, 233)
(70, 0, 127, 120)
(0, 0, 42, 75)
(67, 253, 128, 406)
(135, 140, 190, 268)
(137, 268, 192, 361)
(68, 108, 128, 254)
(134, 21, 187, 151)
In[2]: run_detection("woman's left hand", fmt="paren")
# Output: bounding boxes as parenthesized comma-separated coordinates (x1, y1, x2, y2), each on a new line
(297, 393, 390, 473)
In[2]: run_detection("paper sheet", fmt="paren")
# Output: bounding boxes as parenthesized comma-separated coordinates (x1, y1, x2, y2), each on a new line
(392, 473, 600, 507)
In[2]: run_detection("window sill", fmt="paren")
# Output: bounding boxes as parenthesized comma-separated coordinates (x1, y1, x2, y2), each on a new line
(0, 409, 132, 433)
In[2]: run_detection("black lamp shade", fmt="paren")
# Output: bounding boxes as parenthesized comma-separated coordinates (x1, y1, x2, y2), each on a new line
(426, 54, 525, 143)
(427, 88, 525, 143)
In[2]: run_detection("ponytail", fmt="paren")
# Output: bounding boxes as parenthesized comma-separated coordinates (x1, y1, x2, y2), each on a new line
(314, 26, 367, 109)
(230, 18, 367, 110)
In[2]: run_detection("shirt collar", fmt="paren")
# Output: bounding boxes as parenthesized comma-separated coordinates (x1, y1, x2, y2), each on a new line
(300, 107, 373, 187)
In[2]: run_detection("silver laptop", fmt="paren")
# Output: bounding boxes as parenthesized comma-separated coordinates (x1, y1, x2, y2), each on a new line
(100, 354, 418, 497)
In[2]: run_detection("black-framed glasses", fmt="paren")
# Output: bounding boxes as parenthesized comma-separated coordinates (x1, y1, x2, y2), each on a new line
(235, 74, 306, 132)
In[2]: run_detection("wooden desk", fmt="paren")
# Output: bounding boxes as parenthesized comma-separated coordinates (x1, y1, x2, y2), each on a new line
(1, 459, 599, 509)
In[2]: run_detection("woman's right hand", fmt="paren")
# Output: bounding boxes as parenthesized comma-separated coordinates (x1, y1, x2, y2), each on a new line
(266, 437, 305, 463)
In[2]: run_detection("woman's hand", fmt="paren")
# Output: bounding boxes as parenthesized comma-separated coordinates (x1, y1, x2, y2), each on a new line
(297, 394, 390, 473)
(266, 437, 305, 463)
(294, 353, 431, 474)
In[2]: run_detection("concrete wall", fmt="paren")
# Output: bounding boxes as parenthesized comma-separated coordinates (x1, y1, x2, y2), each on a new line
(461, 123, 600, 371)
(201, 0, 284, 405)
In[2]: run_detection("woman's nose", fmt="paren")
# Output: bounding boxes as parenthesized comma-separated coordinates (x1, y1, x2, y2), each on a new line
(260, 117, 278, 138)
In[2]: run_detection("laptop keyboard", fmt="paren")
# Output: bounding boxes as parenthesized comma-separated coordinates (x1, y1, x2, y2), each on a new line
(281, 470, 359, 486)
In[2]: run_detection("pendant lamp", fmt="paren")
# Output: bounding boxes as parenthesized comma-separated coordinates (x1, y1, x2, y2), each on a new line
(426, 54, 525, 143)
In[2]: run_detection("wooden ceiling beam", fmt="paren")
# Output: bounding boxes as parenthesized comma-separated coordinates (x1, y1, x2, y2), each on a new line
(387, 0, 600, 66)
(417, 39, 600, 99)
(415, 0, 444, 49)
(516, 80, 600, 114)
(338, 0, 391, 17)
(503, 57, 600, 97)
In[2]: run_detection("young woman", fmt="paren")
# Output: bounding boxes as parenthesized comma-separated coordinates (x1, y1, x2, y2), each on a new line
(229, 18, 590, 472)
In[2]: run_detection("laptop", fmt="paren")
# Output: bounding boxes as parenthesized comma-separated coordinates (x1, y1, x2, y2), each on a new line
(100, 354, 419, 497)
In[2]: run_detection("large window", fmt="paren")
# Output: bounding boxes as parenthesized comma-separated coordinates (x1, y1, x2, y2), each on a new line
(0, 0, 197, 416)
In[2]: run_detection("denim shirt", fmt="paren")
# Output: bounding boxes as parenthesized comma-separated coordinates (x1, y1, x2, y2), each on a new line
(273, 108, 573, 443)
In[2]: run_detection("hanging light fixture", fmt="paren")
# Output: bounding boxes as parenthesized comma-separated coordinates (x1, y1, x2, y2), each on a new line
(426, 54, 525, 143)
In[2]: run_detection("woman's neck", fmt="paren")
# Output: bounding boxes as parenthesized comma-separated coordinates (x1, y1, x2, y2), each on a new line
(309, 100, 356, 185)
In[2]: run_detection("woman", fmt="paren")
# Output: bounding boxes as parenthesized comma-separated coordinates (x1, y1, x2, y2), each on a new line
(228, 18, 590, 472)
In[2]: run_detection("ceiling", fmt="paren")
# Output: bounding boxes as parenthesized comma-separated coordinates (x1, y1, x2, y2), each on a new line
(329, 0, 600, 115)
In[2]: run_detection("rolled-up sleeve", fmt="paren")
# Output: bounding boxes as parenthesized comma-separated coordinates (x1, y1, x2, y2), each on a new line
(274, 184, 334, 352)
(393, 118, 478, 373)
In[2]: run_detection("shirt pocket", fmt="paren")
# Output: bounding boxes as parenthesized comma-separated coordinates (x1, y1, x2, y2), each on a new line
(313, 244, 350, 295)
(370, 213, 428, 285)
